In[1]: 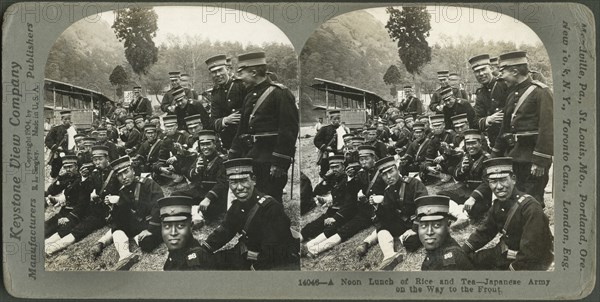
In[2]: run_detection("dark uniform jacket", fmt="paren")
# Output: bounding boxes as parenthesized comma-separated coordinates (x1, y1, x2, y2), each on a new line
(47, 173, 88, 224)
(128, 96, 153, 117)
(352, 166, 387, 218)
(369, 140, 388, 159)
(430, 87, 468, 114)
(175, 101, 211, 131)
(163, 239, 203, 271)
(454, 151, 492, 204)
(443, 101, 476, 130)
(111, 176, 163, 235)
(400, 96, 423, 116)
(210, 79, 247, 149)
(314, 124, 343, 154)
(88, 166, 121, 218)
(473, 79, 509, 145)
(158, 132, 190, 160)
(161, 86, 197, 114)
(124, 128, 142, 152)
(201, 190, 298, 270)
(492, 79, 553, 168)
(374, 176, 428, 231)
(422, 237, 474, 270)
(313, 173, 359, 222)
(464, 189, 554, 270)
(181, 152, 228, 205)
(96, 140, 120, 161)
(107, 128, 119, 143)
(230, 80, 299, 170)
(135, 138, 163, 173)
(45, 124, 70, 151)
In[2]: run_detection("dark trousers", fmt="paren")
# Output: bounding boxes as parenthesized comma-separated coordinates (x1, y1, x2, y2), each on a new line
(301, 209, 348, 240)
(194, 243, 300, 270)
(45, 209, 77, 238)
(172, 187, 226, 220)
(337, 212, 373, 241)
(49, 156, 62, 179)
(71, 214, 106, 241)
(513, 162, 549, 207)
(253, 162, 288, 203)
(438, 184, 491, 219)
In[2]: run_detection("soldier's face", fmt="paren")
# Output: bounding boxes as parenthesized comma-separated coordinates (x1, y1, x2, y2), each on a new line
(418, 218, 451, 251)
(97, 132, 107, 142)
(474, 66, 493, 84)
(229, 175, 255, 202)
(62, 116, 72, 127)
(180, 77, 191, 88)
(236, 68, 256, 87)
(126, 121, 134, 130)
(366, 132, 377, 142)
(465, 140, 482, 156)
(63, 164, 78, 175)
(329, 163, 344, 176)
(210, 66, 229, 85)
(420, 118, 430, 130)
(92, 155, 109, 169)
(75, 139, 84, 149)
(165, 124, 177, 135)
(170, 78, 180, 88)
(359, 155, 375, 169)
(405, 119, 414, 128)
(448, 76, 460, 88)
(329, 115, 341, 127)
(438, 77, 448, 86)
(136, 120, 145, 129)
(381, 166, 400, 186)
(161, 220, 193, 251)
(444, 96, 456, 107)
(117, 167, 135, 187)
(199, 141, 216, 157)
(487, 174, 516, 201)
(414, 130, 424, 140)
(499, 67, 518, 87)
(432, 123, 445, 135)
(454, 123, 468, 134)
(145, 131, 157, 142)
(404, 88, 413, 97)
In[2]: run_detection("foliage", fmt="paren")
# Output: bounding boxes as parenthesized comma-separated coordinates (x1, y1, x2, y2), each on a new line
(112, 7, 159, 78)
(383, 64, 403, 85)
(109, 65, 129, 98)
(385, 7, 432, 75)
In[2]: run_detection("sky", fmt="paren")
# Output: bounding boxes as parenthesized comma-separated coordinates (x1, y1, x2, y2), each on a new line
(99, 6, 292, 46)
(365, 6, 544, 46)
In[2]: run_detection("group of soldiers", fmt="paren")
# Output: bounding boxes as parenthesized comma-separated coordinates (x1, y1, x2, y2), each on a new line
(44, 51, 300, 271)
(304, 50, 554, 271)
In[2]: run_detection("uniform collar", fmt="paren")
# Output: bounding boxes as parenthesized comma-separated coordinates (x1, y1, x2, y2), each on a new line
(514, 77, 532, 92)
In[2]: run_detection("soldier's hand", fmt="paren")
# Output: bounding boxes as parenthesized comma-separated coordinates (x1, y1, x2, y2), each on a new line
(531, 163, 545, 177)
(463, 197, 476, 212)
(399, 229, 417, 245)
(199, 198, 211, 211)
(324, 218, 336, 226)
(324, 169, 334, 178)
(125, 148, 133, 154)
(433, 155, 445, 164)
(224, 112, 241, 125)
(167, 105, 176, 113)
(90, 190, 99, 201)
(270, 165, 286, 178)
(166, 156, 178, 164)
(160, 167, 171, 174)
(58, 217, 69, 225)
(486, 111, 504, 125)
(137, 230, 152, 242)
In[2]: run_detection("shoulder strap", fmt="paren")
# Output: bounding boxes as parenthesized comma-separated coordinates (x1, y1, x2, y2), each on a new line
(511, 85, 537, 123)
(147, 139, 162, 162)
(134, 181, 142, 205)
(100, 170, 115, 194)
(225, 80, 235, 101)
(397, 178, 407, 204)
(502, 194, 529, 234)
(243, 203, 261, 234)
(366, 169, 380, 194)
(249, 86, 276, 124)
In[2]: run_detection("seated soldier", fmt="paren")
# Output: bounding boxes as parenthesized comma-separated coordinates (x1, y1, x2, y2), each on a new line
(421, 115, 455, 184)
(95, 127, 120, 161)
(365, 127, 388, 159)
(158, 196, 204, 271)
(171, 130, 228, 225)
(132, 124, 163, 176)
(95, 156, 164, 270)
(77, 137, 95, 166)
(399, 122, 428, 174)
(362, 157, 428, 270)
(301, 155, 358, 250)
(461, 157, 554, 270)
(437, 130, 492, 220)
(153, 115, 189, 185)
(122, 115, 142, 155)
(416, 195, 474, 270)
(191, 158, 300, 270)
(45, 155, 91, 242)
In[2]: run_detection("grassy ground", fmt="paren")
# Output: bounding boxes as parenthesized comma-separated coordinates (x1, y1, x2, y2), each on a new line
(298, 128, 555, 271)
(44, 154, 301, 271)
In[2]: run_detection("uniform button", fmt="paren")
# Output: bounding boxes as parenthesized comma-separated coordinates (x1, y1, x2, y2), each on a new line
(515, 92, 519, 96)
(253, 93, 257, 96)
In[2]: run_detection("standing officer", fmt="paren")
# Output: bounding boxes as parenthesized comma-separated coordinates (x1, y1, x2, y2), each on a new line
(469, 54, 509, 148)
(461, 157, 554, 270)
(159, 196, 204, 270)
(314, 110, 346, 178)
(45, 110, 74, 178)
(399, 85, 423, 118)
(206, 54, 247, 150)
(161, 71, 182, 114)
(191, 158, 299, 270)
(229, 51, 299, 203)
(128, 86, 153, 117)
(416, 195, 474, 271)
(491, 50, 553, 206)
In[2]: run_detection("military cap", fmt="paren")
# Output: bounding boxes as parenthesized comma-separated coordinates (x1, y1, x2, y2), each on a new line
(440, 87, 454, 100)
(168, 71, 181, 80)
(143, 124, 157, 133)
(59, 110, 72, 117)
(206, 54, 228, 71)
(342, 133, 355, 140)
(489, 56, 499, 66)
(61, 155, 78, 167)
(117, 124, 126, 131)
(224, 158, 254, 180)
(180, 73, 190, 78)
(358, 145, 376, 157)
(225, 56, 232, 66)
(171, 86, 186, 101)
(91, 145, 110, 157)
(468, 54, 491, 71)
(366, 127, 377, 134)
(184, 114, 203, 128)
(413, 122, 425, 132)
(237, 51, 267, 71)
(430, 114, 445, 127)
(347, 161, 360, 169)
(483, 157, 513, 179)
(197, 130, 217, 142)
(437, 70, 450, 80)
(158, 196, 195, 222)
(96, 127, 107, 134)
(328, 110, 341, 117)
(74, 133, 85, 140)
(394, 117, 404, 123)
(328, 155, 345, 166)
(498, 51, 528, 69)
(134, 115, 145, 123)
(163, 115, 178, 127)
(376, 156, 397, 173)
(403, 85, 414, 89)
(133, 86, 142, 92)
(448, 72, 459, 78)
(415, 195, 454, 222)
(351, 137, 365, 146)
(463, 129, 483, 142)
(124, 115, 134, 123)
(451, 113, 468, 128)
(83, 137, 97, 145)
(149, 114, 161, 121)
(111, 156, 132, 173)
(404, 115, 415, 122)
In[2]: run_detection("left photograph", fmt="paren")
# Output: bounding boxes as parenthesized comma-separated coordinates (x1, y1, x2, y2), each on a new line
(43, 5, 300, 271)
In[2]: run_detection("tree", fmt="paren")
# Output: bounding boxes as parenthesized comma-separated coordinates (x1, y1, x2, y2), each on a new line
(112, 7, 159, 81)
(109, 65, 129, 100)
(385, 7, 432, 76)
(383, 64, 404, 97)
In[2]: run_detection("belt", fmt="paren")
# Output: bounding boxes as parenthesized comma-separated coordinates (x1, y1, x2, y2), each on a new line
(514, 131, 538, 137)
(251, 132, 278, 142)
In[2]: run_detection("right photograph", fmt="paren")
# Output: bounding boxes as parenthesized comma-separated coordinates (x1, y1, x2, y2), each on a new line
(298, 6, 554, 271)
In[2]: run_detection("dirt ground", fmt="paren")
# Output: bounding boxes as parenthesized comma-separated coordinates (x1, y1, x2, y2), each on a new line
(298, 130, 555, 271)
(44, 154, 301, 271)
